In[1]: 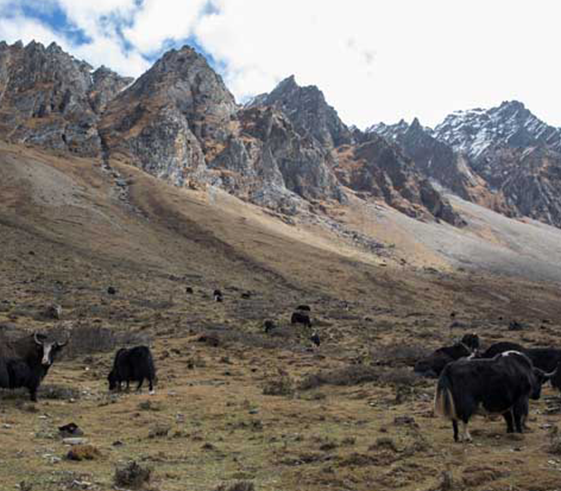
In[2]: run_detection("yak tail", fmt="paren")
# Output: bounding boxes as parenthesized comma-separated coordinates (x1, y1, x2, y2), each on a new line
(434, 370, 457, 420)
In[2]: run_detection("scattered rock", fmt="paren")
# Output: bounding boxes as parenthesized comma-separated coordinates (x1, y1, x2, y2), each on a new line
(114, 461, 152, 489)
(66, 444, 100, 461)
(59, 423, 84, 438)
(63, 437, 89, 446)
(197, 333, 220, 347)
(508, 320, 525, 331)
(393, 416, 418, 428)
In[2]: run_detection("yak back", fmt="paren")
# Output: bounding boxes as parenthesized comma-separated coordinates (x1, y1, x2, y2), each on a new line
(414, 343, 470, 377)
(481, 341, 526, 359)
(442, 352, 535, 415)
(0, 333, 45, 363)
(112, 346, 155, 381)
(482, 341, 561, 372)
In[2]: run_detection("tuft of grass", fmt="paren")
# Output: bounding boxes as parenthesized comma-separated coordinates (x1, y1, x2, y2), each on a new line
(214, 482, 255, 491)
(114, 461, 152, 490)
(262, 371, 295, 397)
(298, 365, 381, 390)
(148, 423, 171, 439)
(371, 343, 429, 367)
(548, 426, 561, 454)
(66, 444, 101, 461)
(369, 436, 399, 453)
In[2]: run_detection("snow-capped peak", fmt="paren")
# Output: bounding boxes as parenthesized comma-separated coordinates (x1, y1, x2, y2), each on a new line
(434, 101, 561, 160)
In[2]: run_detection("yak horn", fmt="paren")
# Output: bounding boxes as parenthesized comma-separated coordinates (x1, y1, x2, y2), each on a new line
(545, 368, 557, 378)
(34, 332, 43, 346)
(56, 332, 70, 347)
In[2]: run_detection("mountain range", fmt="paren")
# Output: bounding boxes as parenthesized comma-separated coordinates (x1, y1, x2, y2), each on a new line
(2, 40, 561, 230)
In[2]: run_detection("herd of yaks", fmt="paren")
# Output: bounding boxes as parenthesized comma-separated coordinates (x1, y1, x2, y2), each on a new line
(1, 320, 559, 444)
(0, 332, 156, 401)
(415, 333, 561, 442)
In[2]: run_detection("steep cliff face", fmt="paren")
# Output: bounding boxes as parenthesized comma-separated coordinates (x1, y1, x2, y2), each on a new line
(250, 77, 462, 225)
(430, 101, 561, 227)
(332, 132, 463, 225)
(370, 118, 515, 217)
(99, 46, 237, 187)
(0, 41, 129, 156)
(0, 40, 463, 226)
(99, 48, 344, 209)
(206, 107, 345, 214)
(434, 101, 561, 160)
(248, 75, 353, 149)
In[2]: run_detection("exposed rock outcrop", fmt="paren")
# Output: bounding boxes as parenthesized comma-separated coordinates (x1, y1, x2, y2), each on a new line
(370, 101, 561, 227)
(332, 132, 464, 225)
(0, 41, 130, 156)
(0, 40, 464, 226)
(248, 75, 353, 149)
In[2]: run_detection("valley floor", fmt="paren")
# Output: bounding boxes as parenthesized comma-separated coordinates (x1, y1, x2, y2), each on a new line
(2, 143, 561, 490)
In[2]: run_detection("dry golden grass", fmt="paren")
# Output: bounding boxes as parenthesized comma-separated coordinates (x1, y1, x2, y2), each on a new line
(2, 142, 561, 490)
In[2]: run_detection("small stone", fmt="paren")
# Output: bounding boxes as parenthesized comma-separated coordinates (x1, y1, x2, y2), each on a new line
(63, 437, 89, 445)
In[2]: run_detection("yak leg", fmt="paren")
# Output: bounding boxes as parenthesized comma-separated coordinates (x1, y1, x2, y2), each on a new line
(0, 360, 10, 388)
(29, 387, 38, 403)
(513, 401, 526, 433)
(148, 378, 154, 394)
(452, 421, 459, 442)
(461, 421, 472, 442)
(503, 409, 515, 433)
(136, 379, 144, 391)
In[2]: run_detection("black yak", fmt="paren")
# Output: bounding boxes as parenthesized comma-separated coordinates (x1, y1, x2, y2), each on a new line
(108, 346, 156, 394)
(0, 332, 69, 402)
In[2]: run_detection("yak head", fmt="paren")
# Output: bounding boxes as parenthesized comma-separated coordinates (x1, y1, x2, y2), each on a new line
(107, 370, 119, 390)
(34, 332, 69, 367)
(532, 367, 555, 400)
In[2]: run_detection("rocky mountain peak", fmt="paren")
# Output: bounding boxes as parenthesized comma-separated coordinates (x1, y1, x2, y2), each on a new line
(122, 44, 237, 126)
(0, 40, 131, 156)
(434, 100, 561, 160)
(249, 74, 352, 149)
(0, 39, 466, 229)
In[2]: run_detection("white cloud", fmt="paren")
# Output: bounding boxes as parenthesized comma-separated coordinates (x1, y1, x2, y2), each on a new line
(0, 14, 69, 49)
(1, 0, 560, 128)
(194, 0, 561, 128)
(122, 0, 208, 55)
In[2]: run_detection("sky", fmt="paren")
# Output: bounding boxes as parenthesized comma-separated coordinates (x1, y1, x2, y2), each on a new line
(0, 0, 560, 129)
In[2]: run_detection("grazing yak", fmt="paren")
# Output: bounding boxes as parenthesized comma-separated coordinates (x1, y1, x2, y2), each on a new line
(481, 341, 561, 372)
(108, 346, 156, 394)
(291, 311, 312, 328)
(213, 289, 223, 302)
(414, 334, 480, 378)
(435, 351, 552, 442)
(310, 332, 321, 347)
(0, 332, 69, 402)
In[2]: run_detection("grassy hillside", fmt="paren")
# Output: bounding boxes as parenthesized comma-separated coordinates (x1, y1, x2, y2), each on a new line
(2, 142, 561, 490)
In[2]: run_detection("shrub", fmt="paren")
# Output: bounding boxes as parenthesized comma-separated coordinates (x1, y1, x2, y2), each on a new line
(214, 482, 255, 491)
(371, 344, 429, 368)
(299, 366, 381, 391)
(114, 461, 152, 489)
(262, 372, 295, 397)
